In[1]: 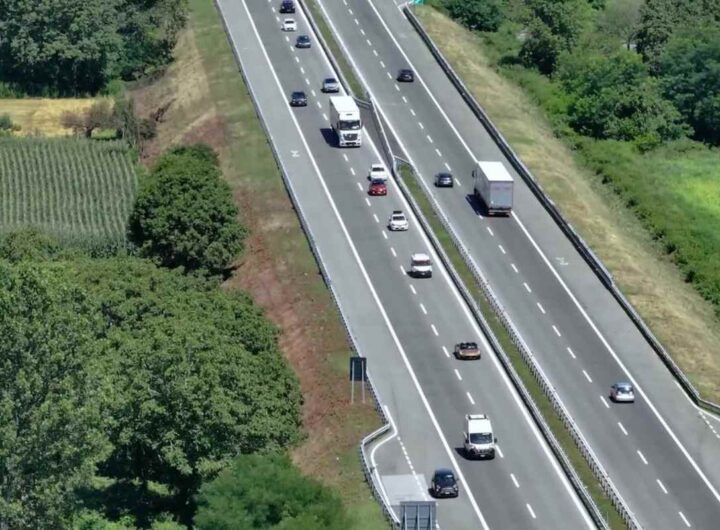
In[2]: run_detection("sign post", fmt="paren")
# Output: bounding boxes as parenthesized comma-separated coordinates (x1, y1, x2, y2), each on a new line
(349, 356, 367, 403)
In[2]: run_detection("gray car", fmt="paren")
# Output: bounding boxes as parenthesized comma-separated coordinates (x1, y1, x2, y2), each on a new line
(322, 77, 340, 93)
(610, 382, 635, 403)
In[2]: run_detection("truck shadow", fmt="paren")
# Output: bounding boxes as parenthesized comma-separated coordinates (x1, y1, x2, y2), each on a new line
(464, 193, 488, 216)
(319, 127, 337, 148)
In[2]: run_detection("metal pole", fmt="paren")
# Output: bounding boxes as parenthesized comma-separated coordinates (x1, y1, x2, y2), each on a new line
(351, 361, 355, 404)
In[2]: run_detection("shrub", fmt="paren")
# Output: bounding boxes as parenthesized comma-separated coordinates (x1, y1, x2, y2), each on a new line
(445, 0, 505, 32)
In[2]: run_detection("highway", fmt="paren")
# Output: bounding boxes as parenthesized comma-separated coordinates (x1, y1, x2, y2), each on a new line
(310, 0, 720, 528)
(216, 0, 596, 528)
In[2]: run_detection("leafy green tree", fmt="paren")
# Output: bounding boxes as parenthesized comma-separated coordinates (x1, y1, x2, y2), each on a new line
(658, 26, 720, 145)
(195, 453, 347, 530)
(0, 228, 61, 262)
(597, 0, 643, 49)
(445, 0, 505, 32)
(0, 262, 110, 529)
(558, 50, 688, 143)
(128, 144, 246, 274)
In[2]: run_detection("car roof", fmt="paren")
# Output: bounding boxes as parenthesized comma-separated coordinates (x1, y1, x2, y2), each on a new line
(324, 77, 337, 82)
(391, 212, 405, 217)
(433, 468, 454, 477)
(291, 91, 305, 97)
(400, 68, 413, 73)
(615, 382, 633, 388)
(459, 342, 478, 348)
(437, 172, 452, 178)
(371, 163, 385, 169)
(370, 178, 385, 184)
(412, 253, 430, 260)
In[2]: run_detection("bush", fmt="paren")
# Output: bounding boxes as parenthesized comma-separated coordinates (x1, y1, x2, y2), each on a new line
(128, 144, 246, 274)
(195, 453, 347, 530)
(445, 0, 505, 32)
(0, 229, 61, 262)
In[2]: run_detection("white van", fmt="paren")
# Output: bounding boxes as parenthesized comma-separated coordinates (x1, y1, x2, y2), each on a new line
(410, 253, 432, 278)
(463, 413, 497, 459)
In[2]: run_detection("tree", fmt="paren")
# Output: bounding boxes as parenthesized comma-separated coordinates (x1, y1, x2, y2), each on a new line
(62, 100, 116, 138)
(597, 0, 643, 50)
(0, 262, 110, 529)
(658, 25, 720, 145)
(194, 454, 347, 530)
(0, 228, 61, 262)
(445, 0, 505, 32)
(558, 50, 688, 143)
(128, 144, 246, 274)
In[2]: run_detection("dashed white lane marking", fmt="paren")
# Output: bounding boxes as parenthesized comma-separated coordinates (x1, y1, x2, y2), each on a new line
(311, 89, 316, 97)
(366, 39, 372, 46)
(386, 72, 392, 79)
(300, 66, 305, 74)
(285, 35, 289, 42)
(456, 179, 462, 187)
(348, 8, 353, 14)
(382, 231, 388, 240)
(343, 153, 349, 162)
(527, 504, 536, 519)
(523, 282, 531, 293)
(454, 369, 462, 381)
(295, 56, 300, 63)
(637, 450, 648, 465)
(510, 474, 519, 488)
(354, 17, 359, 25)
(466, 392, 475, 405)
(350, 167, 356, 176)
(356, 182, 363, 191)
(426, 134, 433, 143)
(496, 445, 504, 458)
(444, 162, 452, 171)
(600, 396, 609, 408)
(657, 479, 668, 494)
(618, 422, 628, 436)
(316, 101, 322, 108)
(498, 244, 506, 254)
(537, 302, 546, 314)
(679, 512, 691, 527)
(442, 346, 450, 358)
(373, 214, 380, 223)
(567, 347, 576, 359)
(582, 370, 592, 383)
(487, 226, 494, 236)
(410, 109, 416, 117)
(552, 325, 561, 337)
(511, 263, 519, 273)
(420, 303, 427, 314)
(402, 96, 408, 103)
(435, 148, 442, 157)
(400, 265, 406, 275)
(431, 324, 439, 336)
(418, 122, 424, 130)
(390, 246, 396, 256)
(365, 197, 371, 206)
(397, 436, 427, 501)
(380, 60, 386, 68)
(322, 112, 327, 121)
(410, 284, 417, 295)
(360, 28, 365, 35)
(395, 84, 400, 92)
(305, 78, 310, 85)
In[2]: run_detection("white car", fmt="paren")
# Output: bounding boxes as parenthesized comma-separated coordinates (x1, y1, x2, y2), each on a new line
(282, 18, 297, 31)
(410, 253, 432, 278)
(368, 163, 389, 182)
(610, 382, 635, 403)
(388, 210, 409, 231)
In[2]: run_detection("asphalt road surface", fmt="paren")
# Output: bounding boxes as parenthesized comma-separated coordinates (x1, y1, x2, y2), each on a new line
(310, 0, 720, 528)
(216, 0, 596, 528)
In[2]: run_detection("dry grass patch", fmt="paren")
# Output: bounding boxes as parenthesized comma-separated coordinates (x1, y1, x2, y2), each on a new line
(0, 98, 108, 136)
(416, 6, 720, 401)
(132, 1, 386, 527)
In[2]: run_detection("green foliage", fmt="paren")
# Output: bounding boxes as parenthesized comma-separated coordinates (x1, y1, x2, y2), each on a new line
(0, 113, 14, 130)
(0, 0, 188, 95)
(0, 138, 137, 253)
(195, 453, 347, 530)
(558, 50, 688, 142)
(0, 228, 61, 262)
(128, 144, 246, 274)
(596, 0, 642, 49)
(0, 262, 111, 530)
(658, 25, 720, 145)
(445, 0, 505, 32)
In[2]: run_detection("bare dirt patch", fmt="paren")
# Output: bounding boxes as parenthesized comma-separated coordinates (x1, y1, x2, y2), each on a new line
(417, 7, 720, 400)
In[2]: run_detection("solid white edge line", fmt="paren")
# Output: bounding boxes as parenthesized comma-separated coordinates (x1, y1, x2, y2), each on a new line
(300, 1, 593, 526)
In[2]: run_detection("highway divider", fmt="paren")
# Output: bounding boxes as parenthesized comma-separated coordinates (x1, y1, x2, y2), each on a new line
(402, 5, 720, 418)
(215, 1, 398, 526)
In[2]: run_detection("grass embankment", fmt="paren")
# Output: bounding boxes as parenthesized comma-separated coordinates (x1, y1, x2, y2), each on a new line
(0, 98, 107, 135)
(398, 165, 625, 529)
(132, 1, 386, 527)
(415, 6, 720, 403)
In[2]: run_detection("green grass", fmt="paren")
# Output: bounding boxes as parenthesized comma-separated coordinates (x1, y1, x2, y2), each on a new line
(0, 137, 136, 253)
(186, 1, 388, 527)
(398, 164, 627, 529)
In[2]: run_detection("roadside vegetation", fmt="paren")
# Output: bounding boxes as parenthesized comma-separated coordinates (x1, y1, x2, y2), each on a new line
(419, 0, 720, 401)
(0, 0, 386, 528)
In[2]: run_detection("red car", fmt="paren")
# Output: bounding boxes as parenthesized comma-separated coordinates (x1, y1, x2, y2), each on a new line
(368, 178, 387, 196)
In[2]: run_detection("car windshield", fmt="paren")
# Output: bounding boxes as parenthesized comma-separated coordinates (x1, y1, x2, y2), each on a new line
(371, 179, 385, 186)
(299, 36, 308, 41)
(413, 259, 431, 266)
(617, 386, 632, 394)
(461, 343, 477, 350)
(338, 119, 361, 130)
(292, 92, 304, 98)
(435, 474, 455, 487)
(392, 215, 405, 221)
(324, 78, 336, 84)
(469, 432, 492, 444)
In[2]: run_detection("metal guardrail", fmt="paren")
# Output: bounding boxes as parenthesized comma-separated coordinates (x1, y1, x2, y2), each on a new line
(215, 2, 397, 527)
(402, 5, 720, 418)
(366, 98, 613, 530)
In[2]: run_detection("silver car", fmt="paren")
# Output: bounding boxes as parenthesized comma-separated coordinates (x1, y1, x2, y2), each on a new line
(610, 382, 635, 403)
(322, 77, 340, 93)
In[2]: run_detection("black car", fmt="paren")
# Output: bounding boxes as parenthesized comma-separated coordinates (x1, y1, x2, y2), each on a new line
(397, 68, 414, 82)
(435, 172, 454, 187)
(296, 35, 311, 49)
(290, 91, 307, 107)
(430, 468, 459, 498)
(279, 0, 295, 13)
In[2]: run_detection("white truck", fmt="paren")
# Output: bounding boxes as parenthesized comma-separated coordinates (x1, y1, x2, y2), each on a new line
(329, 96, 362, 147)
(463, 413, 497, 459)
(472, 161, 514, 216)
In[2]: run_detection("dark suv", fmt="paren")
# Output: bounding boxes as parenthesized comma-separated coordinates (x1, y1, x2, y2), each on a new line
(290, 91, 307, 107)
(279, 0, 295, 14)
(295, 35, 311, 49)
(435, 172, 454, 187)
(397, 68, 414, 82)
(430, 468, 459, 498)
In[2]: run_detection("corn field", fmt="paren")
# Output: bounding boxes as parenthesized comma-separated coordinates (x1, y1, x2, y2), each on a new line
(0, 137, 137, 253)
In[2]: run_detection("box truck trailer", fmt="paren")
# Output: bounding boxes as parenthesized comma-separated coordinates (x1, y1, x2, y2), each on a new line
(329, 96, 362, 147)
(472, 161, 514, 216)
